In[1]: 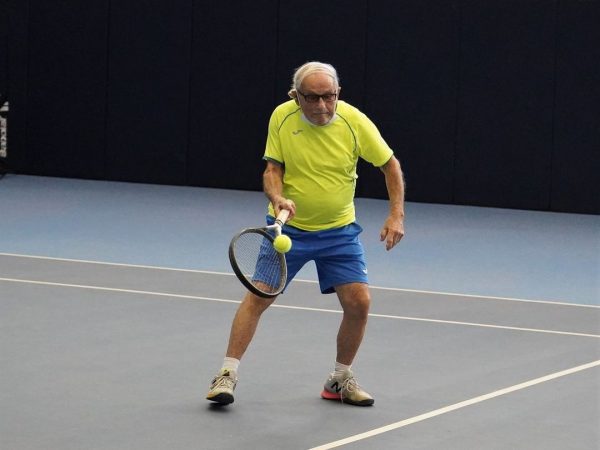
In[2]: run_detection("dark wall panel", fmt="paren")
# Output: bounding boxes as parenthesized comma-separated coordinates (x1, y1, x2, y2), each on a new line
(276, 0, 368, 109)
(454, 1, 556, 210)
(0, 0, 7, 98)
(25, 0, 108, 178)
(106, 0, 191, 184)
(187, 1, 278, 191)
(552, 0, 600, 214)
(361, 0, 460, 202)
(6, 1, 598, 214)
(0, 0, 8, 172)
(4, 0, 28, 173)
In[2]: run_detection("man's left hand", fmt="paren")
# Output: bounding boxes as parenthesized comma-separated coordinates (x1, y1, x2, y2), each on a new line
(380, 217, 404, 251)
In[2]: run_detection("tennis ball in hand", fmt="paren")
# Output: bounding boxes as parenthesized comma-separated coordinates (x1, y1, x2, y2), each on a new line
(273, 234, 292, 253)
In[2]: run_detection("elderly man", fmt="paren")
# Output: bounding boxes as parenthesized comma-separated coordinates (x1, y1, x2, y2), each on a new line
(207, 61, 405, 406)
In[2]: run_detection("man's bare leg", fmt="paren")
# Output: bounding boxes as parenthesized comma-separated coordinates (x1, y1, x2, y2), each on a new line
(334, 282, 371, 365)
(226, 291, 276, 359)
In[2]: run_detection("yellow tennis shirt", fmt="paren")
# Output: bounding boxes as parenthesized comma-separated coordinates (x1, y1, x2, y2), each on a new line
(264, 100, 394, 231)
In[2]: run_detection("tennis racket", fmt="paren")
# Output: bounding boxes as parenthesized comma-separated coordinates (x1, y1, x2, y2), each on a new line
(228, 209, 290, 298)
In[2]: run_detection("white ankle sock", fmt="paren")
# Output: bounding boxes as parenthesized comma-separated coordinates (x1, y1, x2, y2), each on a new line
(222, 357, 240, 373)
(334, 361, 351, 378)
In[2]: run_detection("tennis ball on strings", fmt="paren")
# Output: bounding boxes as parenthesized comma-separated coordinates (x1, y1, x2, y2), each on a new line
(273, 234, 292, 253)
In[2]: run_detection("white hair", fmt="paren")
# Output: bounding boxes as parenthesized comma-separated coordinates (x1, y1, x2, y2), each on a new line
(288, 61, 340, 98)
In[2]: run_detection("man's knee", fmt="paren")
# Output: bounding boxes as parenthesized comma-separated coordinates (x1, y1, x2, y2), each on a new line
(336, 283, 371, 318)
(241, 291, 276, 315)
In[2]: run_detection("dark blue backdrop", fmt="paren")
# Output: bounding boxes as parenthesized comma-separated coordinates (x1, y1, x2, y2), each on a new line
(3, 0, 599, 214)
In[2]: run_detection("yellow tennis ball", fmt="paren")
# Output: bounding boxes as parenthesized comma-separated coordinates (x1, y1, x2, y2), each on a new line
(273, 234, 292, 253)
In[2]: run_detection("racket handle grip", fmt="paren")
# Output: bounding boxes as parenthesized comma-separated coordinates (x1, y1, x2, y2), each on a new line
(275, 209, 290, 226)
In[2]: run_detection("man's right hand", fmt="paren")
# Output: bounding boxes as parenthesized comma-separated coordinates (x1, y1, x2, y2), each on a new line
(274, 197, 296, 220)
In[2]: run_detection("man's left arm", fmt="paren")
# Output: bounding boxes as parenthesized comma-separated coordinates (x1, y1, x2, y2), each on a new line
(379, 156, 405, 251)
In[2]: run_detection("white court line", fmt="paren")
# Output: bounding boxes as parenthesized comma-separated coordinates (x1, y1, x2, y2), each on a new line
(1, 277, 599, 339)
(0, 252, 597, 308)
(0, 277, 242, 305)
(309, 360, 600, 450)
(0, 252, 233, 276)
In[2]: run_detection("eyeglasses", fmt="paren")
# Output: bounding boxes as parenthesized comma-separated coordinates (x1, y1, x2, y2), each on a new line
(296, 90, 338, 104)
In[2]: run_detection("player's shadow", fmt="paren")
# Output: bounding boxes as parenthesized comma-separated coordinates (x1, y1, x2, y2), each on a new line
(206, 403, 233, 413)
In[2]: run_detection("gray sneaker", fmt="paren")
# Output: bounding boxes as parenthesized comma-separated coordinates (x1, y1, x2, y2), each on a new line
(206, 369, 237, 405)
(321, 369, 374, 406)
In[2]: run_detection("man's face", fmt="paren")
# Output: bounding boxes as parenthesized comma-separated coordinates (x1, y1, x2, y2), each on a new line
(296, 72, 340, 126)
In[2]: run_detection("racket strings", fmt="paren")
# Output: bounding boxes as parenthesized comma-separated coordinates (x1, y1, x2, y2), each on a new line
(233, 232, 285, 294)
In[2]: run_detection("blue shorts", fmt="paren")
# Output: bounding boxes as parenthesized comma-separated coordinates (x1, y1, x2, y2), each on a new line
(266, 216, 368, 294)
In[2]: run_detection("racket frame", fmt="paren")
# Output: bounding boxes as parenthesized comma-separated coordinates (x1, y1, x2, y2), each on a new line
(228, 210, 290, 298)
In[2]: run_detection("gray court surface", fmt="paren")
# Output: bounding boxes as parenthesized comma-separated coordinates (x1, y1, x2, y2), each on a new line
(1, 254, 599, 450)
(1, 175, 599, 449)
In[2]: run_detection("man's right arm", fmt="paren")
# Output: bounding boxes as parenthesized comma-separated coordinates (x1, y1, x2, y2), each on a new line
(263, 161, 296, 219)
